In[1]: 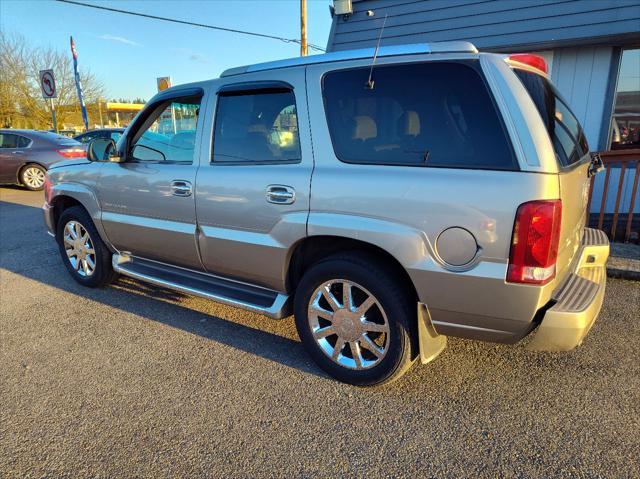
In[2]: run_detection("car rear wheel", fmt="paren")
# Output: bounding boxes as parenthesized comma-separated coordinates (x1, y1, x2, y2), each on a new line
(294, 252, 416, 386)
(56, 206, 117, 288)
(20, 164, 46, 190)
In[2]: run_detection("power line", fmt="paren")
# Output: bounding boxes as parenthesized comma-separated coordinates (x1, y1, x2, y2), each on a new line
(55, 0, 326, 52)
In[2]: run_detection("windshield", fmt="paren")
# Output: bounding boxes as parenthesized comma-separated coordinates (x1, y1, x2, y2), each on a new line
(515, 70, 589, 167)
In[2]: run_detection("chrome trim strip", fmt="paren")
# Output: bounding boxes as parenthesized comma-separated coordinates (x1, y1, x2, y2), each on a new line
(112, 255, 289, 319)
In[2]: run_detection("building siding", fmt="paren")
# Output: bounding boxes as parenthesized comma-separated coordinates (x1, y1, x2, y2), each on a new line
(551, 46, 618, 151)
(328, 0, 640, 52)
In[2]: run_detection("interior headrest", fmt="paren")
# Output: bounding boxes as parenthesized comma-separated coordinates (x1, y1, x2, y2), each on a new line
(399, 111, 421, 137)
(351, 115, 377, 141)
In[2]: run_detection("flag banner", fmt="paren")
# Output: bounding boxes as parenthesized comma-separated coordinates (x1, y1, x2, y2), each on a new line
(70, 36, 89, 130)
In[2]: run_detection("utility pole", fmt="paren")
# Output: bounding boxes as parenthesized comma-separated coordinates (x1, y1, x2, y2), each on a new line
(300, 0, 308, 56)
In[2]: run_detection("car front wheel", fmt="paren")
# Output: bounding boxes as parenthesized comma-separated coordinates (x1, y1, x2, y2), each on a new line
(56, 206, 117, 288)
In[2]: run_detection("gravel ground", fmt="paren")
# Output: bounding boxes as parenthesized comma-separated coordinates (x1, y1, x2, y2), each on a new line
(1, 187, 639, 478)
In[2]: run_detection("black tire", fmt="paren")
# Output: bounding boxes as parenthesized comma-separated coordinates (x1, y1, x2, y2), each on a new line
(294, 252, 416, 386)
(56, 206, 117, 288)
(19, 163, 46, 191)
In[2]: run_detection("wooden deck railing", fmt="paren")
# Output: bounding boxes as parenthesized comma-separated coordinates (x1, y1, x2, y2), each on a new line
(587, 149, 640, 243)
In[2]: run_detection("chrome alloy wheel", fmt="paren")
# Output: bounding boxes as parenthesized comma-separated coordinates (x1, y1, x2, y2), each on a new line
(307, 280, 390, 370)
(22, 166, 45, 189)
(63, 221, 96, 277)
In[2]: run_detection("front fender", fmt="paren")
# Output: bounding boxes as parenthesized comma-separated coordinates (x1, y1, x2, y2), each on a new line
(48, 180, 113, 251)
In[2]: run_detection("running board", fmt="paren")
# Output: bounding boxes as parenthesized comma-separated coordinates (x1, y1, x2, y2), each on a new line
(112, 254, 290, 319)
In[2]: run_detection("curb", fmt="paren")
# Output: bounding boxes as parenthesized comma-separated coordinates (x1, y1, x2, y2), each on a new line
(607, 267, 640, 281)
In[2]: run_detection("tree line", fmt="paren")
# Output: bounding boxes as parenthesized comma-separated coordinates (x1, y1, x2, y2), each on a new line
(0, 33, 104, 130)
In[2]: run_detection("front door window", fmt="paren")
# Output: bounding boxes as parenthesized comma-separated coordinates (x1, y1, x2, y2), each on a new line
(131, 97, 201, 163)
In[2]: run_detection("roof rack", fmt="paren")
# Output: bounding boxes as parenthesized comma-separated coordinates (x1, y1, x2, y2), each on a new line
(220, 41, 478, 77)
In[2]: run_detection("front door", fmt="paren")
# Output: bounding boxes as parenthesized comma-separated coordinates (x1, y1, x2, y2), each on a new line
(0, 133, 30, 183)
(195, 71, 312, 291)
(97, 92, 205, 270)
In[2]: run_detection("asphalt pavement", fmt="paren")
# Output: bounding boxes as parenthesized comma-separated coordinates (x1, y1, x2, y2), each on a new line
(1, 187, 639, 478)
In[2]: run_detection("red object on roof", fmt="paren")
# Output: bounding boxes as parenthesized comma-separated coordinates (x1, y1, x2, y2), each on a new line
(508, 54, 548, 74)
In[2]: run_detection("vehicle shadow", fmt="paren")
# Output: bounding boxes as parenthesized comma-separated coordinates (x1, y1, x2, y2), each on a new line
(0, 199, 325, 380)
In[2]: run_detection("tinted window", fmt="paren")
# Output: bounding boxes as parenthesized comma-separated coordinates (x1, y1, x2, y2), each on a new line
(75, 131, 100, 143)
(213, 89, 301, 164)
(0, 134, 30, 148)
(322, 61, 516, 170)
(515, 70, 589, 166)
(131, 97, 200, 163)
(16, 135, 31, 148)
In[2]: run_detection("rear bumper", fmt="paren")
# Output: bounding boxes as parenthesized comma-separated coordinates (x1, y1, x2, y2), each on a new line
(526, 228, 610, 351)
(43, 201, 55, 237)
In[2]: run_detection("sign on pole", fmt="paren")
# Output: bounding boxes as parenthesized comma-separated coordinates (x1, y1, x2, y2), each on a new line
(39, 69, 58, 132)
(157, 76, 172, 92)
(39, 69, 57, 99)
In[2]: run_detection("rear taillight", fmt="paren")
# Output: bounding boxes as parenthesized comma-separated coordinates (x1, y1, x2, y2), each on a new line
(507, 200, 562, 285)
(56, 148, 86, 158)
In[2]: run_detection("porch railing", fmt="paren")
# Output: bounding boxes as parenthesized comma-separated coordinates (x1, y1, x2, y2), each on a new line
(587, 149, 640, 243)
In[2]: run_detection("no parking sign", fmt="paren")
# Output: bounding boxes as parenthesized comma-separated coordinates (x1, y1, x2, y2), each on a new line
(39, 69, 57, 99)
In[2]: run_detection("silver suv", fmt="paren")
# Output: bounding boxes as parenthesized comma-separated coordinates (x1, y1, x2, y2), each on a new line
(43, 43, 609, 386)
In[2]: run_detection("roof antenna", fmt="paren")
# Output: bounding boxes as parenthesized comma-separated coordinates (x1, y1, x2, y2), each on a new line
(365, 14, 388, 90)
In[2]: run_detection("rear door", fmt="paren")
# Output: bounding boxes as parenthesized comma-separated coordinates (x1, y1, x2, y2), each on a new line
(194, 70, 312, 291)
(514, 70, 592, 278)
(97, 89, 205, 270)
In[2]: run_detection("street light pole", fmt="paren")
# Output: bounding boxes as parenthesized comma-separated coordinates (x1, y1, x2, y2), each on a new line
(300, 0, 308, 56)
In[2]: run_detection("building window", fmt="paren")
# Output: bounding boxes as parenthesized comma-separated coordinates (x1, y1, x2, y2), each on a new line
(610, 49, 640, 150)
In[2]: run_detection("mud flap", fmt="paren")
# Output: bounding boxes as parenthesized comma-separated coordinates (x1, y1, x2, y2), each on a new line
(417, 303, 447, 364)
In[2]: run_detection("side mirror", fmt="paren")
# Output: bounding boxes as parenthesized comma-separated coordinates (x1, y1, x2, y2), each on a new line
(87, 138, 122, 162)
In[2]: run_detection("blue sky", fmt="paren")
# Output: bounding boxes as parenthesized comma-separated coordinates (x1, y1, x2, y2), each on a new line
(1, 0, 333, 100)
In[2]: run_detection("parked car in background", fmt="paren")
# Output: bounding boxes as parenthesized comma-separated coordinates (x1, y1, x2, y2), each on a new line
(74, 128, 125, 145)
(0, 129, 85, 190)
(43, 43, 609, 386)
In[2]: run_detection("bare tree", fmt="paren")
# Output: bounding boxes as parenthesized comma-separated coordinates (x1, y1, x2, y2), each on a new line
(0, 32, 104, 129)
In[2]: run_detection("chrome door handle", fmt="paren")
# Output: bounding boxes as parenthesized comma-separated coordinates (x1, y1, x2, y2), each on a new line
(171, 180, 192, 197)
(266, 185, 295, 204)
(12, 151, 24, 155)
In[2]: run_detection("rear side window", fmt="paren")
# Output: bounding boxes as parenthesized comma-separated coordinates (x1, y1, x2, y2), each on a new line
(515, 70, 589, 167)
(322, 61, 516, 170)
(213, 89, 301, 164)
(75, 132, 99, 144)
(0, 134, 30, 148)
